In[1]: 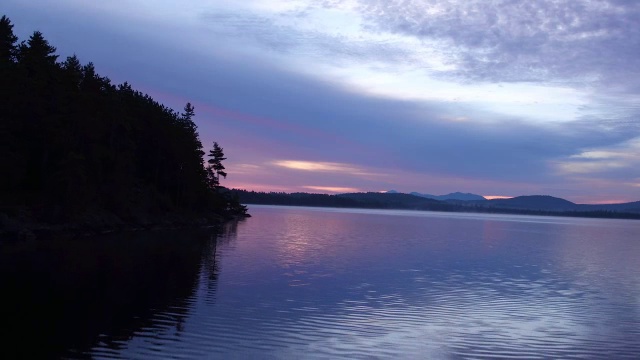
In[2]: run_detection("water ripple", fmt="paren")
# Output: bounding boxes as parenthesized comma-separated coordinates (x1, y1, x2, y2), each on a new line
(77, 207, 640, 359)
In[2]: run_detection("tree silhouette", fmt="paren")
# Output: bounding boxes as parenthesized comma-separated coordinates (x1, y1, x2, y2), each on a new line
(0, 15, 247, 229)
(0, 16, 20, 201)
(18, 31, 58, 73)
(206, 142, 227, 189)
(0, 15, 18, 63)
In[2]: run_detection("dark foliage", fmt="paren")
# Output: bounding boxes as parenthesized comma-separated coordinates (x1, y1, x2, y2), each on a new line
(231, 190, 457, 211)
(206, 141, 227, 189)
(0, 16, 246, 228)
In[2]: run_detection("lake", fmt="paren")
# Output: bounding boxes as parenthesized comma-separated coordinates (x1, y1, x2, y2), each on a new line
(2, 205, 639, 359)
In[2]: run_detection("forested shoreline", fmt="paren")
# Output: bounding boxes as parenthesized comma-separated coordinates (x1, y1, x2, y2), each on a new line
(0, 16, 247, 240)
(231, 190, 640, 220)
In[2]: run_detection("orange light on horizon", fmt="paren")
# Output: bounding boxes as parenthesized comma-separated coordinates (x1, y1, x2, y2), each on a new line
(303, 186, 361, 193)
(585, 199, 632, 205)
(483, 195, 514, 200)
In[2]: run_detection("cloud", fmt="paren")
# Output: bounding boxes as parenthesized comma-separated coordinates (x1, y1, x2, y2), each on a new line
(354, 0, 640, 85)
(232, 164, 264, 175)
(555, 136, 640, 177)
(198, 8, 416, 67)
(190, 1, 640, 130)
(272, 160, 379, 177)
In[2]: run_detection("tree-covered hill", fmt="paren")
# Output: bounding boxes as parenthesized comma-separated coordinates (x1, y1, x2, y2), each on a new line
(231, 190, 457, 211)
(230, 190, 640, 220)
(473, 195, 577, 211)
(0, 16, 246, 237)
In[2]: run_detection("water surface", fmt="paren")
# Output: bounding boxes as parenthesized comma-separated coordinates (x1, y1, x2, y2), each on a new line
(2, 206, 639, 359)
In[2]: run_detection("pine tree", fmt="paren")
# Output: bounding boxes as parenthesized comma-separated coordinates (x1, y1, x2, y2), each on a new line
(183, 102, 195, 122)
(207, 142, 227, 189)
(0, 15, 18, 64)
(17, 31, 58, 72)
(62, 55, 83, 87)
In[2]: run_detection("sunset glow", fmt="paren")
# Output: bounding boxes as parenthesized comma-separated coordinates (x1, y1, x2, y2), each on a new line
(303, 186, 361, 193)
(273, 160, 359, 173)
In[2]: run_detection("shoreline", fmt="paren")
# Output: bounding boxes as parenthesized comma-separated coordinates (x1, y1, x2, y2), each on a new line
(0, 209, 251, 242)
(240, 202, 640, 221)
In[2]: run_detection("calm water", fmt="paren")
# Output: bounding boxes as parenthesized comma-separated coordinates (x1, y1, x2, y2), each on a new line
(2, 206, 640, 359)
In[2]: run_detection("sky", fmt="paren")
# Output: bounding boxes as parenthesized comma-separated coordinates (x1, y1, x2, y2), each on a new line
(5, 0, 640, 203)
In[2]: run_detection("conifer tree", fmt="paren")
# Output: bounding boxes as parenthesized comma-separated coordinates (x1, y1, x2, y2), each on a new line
(0, 15, 18, 64)
(207, 142, 227, 189)
(62, 55, 83, 86)
(18, 31, 58, 71)
(183, 102, 195, 122)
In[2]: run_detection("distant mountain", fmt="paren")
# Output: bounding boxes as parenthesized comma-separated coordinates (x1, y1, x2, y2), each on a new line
(338, 192, 444, 208)
(232, 189, 640, 220)
(409, 191, 434, 198)
(482, 195, 577, 211)
(409, 191, 487, 201)
(441, 192, 487, 201)
(578, 201, 640, 214)
(456, 195, 640, 215)
(478, 195, 640, 214)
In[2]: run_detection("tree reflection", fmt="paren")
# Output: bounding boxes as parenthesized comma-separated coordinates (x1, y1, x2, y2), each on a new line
(200, 219, 245, 305)
(0, 225, 239, 359)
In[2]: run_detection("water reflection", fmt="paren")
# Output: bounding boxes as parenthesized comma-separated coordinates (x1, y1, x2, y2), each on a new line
(2, 207, 640, 359)
(205, 206, 640, 359)
(0, 226, 232, 359)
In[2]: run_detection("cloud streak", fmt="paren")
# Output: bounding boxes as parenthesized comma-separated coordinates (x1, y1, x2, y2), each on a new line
(273, 160, 367, 174)
(555, 137, 640, 179)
